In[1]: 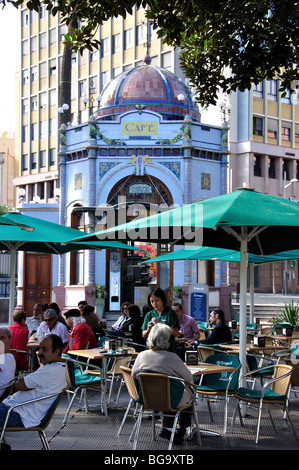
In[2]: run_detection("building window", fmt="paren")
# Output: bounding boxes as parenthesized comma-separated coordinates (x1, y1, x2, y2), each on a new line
(22, 69, 29, 84)
(49, 89, 56, 106)
(22, 39, 28, 56)
(22, 126, 28, 143)
(267, 79, 277, 101)
(49, 118, 56, 136)
(30, 36, 37, 53)
(281, 89, 291, 104)
(253, 155, 262, 177)
(22, 154, 28, 171)
(89, 49, 98, 62)
(40, 150, 47, 168)
(100, 38, 109, 57)
(49, 28, 56, 45)
(112, 33, 120, 54)
(101, 71, 108, 90)
(253, 116, 263, 136)
(124, 29, 133, 49)
(39, 32, 46, 49)
(22, 98, 28, 114)
(31, 65, 38, 82)
(253, 82, 263, 98)
(31, 152, 37, 170)
(282, 122, 291, 141)
(40, 121, 46, 139)
(49, 59, 56, 75)
(267, 118, 278, 139)
(268, 157, 276, 179)
(282, 159, 291, 180)
(49, 148, 56, 166)
(40, 92, 47, 108)
(113, 67, 121, 78)
(31, 123, 37, 140)
(31, 96, 38, 111)
(295, 124, 299, 143)
(136, 24, 145, 45)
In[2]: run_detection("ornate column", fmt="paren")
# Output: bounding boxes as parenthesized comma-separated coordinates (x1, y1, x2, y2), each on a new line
(182, 115, 193, 286)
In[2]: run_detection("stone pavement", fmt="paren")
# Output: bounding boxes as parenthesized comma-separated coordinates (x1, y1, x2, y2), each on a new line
(3, 380, 299, 456)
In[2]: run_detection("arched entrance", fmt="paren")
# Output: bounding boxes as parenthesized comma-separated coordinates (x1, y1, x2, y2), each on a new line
(106, 175, 174, 306)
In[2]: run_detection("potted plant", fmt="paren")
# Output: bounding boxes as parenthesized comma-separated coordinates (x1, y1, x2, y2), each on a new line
(95, 284, 107, 299)
(273, 300, 299, 329)
(95, 284, 107, 319)
(171, 285, 182, 300)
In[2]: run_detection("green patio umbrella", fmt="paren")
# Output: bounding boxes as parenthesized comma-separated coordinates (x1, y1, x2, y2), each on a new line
(0, 212, 144, 324)
(65, 186, 299, 379)
(141, 246, 299, 322)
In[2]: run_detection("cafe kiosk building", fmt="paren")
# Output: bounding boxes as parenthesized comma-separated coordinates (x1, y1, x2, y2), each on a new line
(21, 58, 229, 314)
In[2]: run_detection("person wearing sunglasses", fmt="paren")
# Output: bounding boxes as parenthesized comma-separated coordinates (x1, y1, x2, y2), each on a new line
(36, 309, 69, 346)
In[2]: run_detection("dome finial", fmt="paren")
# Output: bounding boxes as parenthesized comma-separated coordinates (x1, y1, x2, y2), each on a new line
(143, 55, 151, 65)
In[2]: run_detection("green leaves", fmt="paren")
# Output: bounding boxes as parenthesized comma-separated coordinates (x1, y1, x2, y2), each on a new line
(3, 0, 299, 107)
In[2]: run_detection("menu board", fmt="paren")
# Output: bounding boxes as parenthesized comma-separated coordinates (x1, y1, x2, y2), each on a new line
(189, 284, 209, 322)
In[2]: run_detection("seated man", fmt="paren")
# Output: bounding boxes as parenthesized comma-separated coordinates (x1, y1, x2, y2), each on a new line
(36, 309, 69, 346)
(0, 334, 67, 428)
(63, 315, 97, 353)
(0, 328, 16, 400)
(26, 303, 44, 338)
(9, 310, 29, 372)
(199, 309, 232, 345)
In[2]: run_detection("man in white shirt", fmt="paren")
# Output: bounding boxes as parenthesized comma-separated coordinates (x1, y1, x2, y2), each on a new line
(0, 327, 16, 399)
(0, 334, 67, 428)
(36, 309, 69, 346)
(26, 303, 43, 337)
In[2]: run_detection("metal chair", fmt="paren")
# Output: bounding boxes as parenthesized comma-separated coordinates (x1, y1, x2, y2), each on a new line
(196, 353, 241, 433)
(106, 353, 134, 405)
(231, 364, 298, 444)
(0, 380, 15, 403)
(63, 357, 107, 424)
(197, 345, 216, 362)
(132, 372, 201, 450)
(0, 389, 65, 450)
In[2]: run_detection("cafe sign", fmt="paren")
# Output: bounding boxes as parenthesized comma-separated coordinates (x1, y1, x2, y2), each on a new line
(122, 121, 158, 135)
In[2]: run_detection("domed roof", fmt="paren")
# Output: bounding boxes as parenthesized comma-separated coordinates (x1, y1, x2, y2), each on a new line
(94, 56, 200, 122)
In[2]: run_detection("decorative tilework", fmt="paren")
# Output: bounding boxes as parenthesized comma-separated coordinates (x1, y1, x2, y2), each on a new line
(161, 162, 181, 179)
(99, 162, 119, 179)
(74, 173, 82, 190)
(201, 173, 210, 190)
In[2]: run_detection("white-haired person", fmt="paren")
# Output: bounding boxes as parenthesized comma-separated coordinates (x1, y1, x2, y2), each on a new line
(131, 323, 194, 444)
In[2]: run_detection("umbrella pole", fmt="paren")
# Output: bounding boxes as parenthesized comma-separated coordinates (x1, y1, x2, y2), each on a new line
(9, 248, 16, 325)
(249, 263, 254, 323)
(239, 237, 248, 385)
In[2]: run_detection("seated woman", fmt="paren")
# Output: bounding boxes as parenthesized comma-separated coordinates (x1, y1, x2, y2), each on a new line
(9, 310, 29, 371)
(122, 304, 146, 352)
(131, 323, 194, 444)
(63, 316, 97, 353)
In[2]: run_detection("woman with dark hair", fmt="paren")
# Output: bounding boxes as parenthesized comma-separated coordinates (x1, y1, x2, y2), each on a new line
(121, 304, 146, 351)
(141, 288, 179, 352)
(110, 302, 130, 331)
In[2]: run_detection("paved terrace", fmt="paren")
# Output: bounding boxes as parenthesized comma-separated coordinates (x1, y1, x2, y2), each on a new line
(3, 380, 299, 456)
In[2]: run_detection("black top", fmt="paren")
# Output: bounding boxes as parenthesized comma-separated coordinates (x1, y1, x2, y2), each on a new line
(199, 321, 232, 345)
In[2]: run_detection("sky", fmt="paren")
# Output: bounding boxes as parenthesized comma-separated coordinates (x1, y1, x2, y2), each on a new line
(0, 4, 19, 136)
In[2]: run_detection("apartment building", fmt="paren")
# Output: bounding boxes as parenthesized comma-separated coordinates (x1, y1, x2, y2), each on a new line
(13, 3, 182, 204)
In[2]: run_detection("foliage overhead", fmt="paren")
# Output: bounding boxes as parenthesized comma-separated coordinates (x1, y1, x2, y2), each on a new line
(2, 0, 299, 106)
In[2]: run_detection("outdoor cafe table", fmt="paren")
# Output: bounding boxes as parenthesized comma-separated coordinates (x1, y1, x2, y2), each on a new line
(219, 343, 286, 354)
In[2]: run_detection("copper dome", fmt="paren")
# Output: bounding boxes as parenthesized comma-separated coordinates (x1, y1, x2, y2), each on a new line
(94, 57, 200, 122)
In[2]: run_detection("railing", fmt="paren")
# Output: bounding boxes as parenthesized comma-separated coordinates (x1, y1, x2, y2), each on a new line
(0, 279, 17, 297)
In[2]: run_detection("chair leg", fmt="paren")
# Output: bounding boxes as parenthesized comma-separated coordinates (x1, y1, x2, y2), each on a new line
(63, 388, 79, 424)
(38, 430, 50, 450)
(117, 398, 132, 435)
(255, 400, 264, 444)
(285, 406, 299, 442)
(192, 408, 202, 446)
(266, 404, 278, 433)
(132, 407, 143, 450)
(168, 411, 180, 451)
(206, 399, 214, 422)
